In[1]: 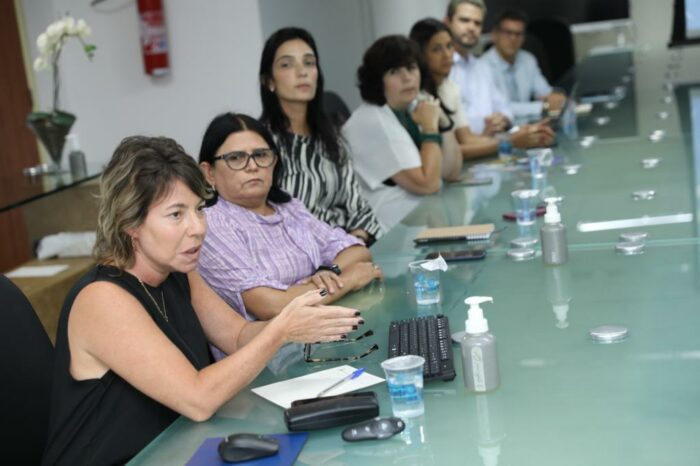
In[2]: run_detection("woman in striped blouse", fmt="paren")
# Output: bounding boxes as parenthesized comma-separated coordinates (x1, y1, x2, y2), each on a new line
(258, 27, 382, 245)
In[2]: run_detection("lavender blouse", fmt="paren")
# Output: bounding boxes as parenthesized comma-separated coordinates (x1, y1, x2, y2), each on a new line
(198, 197, 362, 321)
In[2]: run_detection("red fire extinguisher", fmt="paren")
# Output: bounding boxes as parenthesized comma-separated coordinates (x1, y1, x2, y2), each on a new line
(137, 0, 170, 76)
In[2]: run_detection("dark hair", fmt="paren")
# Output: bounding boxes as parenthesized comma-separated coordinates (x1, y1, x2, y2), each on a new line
(495, 9, 529, 29)
(357, 35, 421, 106)
(446, 0, 486, 20)
(409, 18, 452, 97)
(198, 113, 291, 204)
(258, 27, 343, 163)
(95, 136, 213, 268)
(409, 18, 455, 129)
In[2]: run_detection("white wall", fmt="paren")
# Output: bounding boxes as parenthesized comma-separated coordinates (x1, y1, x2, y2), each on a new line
(258, 0, 373, 110)
(368, 0, 449, 38)
(21, 0, 264, 165)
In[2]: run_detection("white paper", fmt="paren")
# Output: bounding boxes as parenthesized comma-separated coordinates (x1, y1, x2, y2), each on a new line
(6, 264, 69, 278)
(251, 365, 385, 409)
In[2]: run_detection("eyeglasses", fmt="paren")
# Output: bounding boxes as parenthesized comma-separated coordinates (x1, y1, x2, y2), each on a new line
(213, 148, 277, 171)
(303, 330, 378, 363)
(497, 27, 525, 39)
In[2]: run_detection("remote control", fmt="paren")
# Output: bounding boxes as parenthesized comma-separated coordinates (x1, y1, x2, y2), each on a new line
(341, 417, 405, 442)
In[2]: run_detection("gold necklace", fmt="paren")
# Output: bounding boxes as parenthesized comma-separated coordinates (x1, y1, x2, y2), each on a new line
(137, 277, 169, 322)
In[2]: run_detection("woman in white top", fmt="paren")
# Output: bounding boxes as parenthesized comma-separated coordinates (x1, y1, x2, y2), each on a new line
(343, 35, 462, 230)
(409, 18, 555, 160)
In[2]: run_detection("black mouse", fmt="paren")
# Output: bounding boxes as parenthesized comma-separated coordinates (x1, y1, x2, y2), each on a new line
(218, 433, 280, 463)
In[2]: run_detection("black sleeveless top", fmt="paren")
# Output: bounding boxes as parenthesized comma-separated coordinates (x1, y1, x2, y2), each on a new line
(42, 265, 212, 465)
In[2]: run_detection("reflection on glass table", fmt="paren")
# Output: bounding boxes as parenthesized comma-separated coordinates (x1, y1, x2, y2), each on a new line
(0, 162, 102, 213)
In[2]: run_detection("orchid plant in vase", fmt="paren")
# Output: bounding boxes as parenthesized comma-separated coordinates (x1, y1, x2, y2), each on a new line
(28, 15, 96, 172)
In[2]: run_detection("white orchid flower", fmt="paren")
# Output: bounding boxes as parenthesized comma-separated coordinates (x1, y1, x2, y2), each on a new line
(46, 22, 63, 40)
(63, 16, 76, 35)
(33, 15, 96, 111)
(76, 19, 91, 38)
(36, 33, 49, 54)
(33, 56, 49, 71)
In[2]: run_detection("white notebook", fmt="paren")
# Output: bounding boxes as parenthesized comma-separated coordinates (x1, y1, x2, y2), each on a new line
(251, 365, 384, 409)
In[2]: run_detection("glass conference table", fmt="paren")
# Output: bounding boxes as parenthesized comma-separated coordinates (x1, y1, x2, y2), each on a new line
(130, 49, 700, 465)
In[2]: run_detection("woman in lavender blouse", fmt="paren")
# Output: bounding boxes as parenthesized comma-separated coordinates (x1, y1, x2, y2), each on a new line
(197, 113, 383, 328)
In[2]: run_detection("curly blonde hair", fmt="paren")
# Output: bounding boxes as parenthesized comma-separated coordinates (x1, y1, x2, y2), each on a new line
(93, 136, 212, 269)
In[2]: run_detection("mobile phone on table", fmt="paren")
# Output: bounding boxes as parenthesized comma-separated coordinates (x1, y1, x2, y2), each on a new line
(502, 206, 546, 221)
(424, 250, 486, 261)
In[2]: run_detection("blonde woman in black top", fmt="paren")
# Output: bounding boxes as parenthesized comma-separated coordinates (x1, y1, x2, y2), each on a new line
(42, 136, 361, 465)
(259, 27, 382, 245)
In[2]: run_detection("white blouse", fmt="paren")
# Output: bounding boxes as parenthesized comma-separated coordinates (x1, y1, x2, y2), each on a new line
(342, 103, 423, 230)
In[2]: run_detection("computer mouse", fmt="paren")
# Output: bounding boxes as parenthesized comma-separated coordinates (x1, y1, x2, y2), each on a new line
(218, 433, 280, 463)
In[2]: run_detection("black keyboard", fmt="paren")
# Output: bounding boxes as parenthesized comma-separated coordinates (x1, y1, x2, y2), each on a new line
(388, 314, 456, 382)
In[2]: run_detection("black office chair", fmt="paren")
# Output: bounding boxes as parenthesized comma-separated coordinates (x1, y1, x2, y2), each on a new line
(522, 33, 553, 86)
(0, 275, 54, 465)
(527, 17, 575, 85)
(322, 90, 351, 127)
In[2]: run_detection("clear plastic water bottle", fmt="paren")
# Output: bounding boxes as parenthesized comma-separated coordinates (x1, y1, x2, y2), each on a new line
(497, 136, 513, 162)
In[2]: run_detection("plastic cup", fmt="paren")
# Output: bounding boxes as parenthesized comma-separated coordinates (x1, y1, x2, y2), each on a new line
(527, 148, 553, 179)
(381, 355, 425, 418)
(408, 260, 441, 305)
(511, 189, 539, 226)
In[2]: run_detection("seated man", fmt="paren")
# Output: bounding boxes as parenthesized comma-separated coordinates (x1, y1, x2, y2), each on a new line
(445, 0, 513, 136)
(481, 9, 566, 118)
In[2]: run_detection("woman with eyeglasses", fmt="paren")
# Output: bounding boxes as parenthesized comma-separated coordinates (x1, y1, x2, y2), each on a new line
(197, 113, 382, 358)
(259, 27, 382, 246)
(342, 35, 464, 231)
(41, 136, 362, 465)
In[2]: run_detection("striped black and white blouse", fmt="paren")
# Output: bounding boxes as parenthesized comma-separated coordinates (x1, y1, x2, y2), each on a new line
(271, 132, 383, 241)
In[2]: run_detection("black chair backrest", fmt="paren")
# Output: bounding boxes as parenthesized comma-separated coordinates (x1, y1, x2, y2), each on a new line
(0, 275, 54, 465)
(323, 90, 351, 127)
(527, 17, 575, 85)
(522, 33, 553, 85)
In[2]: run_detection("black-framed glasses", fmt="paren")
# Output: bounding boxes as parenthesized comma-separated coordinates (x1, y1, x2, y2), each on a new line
(213, 148, 277, 171)
(303, 330, 378, 363)
(496, 27, 525, 39)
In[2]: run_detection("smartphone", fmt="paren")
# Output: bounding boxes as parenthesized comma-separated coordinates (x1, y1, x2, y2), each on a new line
(425, 250, 486, 261)
(502, 206, 546, 221)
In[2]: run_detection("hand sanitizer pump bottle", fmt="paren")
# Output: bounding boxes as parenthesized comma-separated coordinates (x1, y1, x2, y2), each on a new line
(461, 296, 500, 392)
(66, 133, 87, 179)
(541, 197, 568, 265)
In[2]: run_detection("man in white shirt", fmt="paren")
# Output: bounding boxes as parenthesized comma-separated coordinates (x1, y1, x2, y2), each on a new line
(481, 9, 566, 118)
(445, 0, 513, 136)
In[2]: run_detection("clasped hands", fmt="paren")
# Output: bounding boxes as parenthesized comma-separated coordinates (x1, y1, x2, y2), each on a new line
(300, 262, 384, 295)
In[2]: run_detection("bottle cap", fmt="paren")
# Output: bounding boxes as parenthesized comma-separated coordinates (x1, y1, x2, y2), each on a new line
(510, 237, 538, 249)
(507, 247, 536, 261)
(641, 158, 660, 168)
(615, 241, 645, 255)
(589, 325, 628, 343)
(619, 232, 647, 243)
(562, 164, 581, 175)
(631, 189, 655, 200)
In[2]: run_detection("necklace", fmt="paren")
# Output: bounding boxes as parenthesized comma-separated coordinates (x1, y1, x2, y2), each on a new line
(136, 277, 169, 322)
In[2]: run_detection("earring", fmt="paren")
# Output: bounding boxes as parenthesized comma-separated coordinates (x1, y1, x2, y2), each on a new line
(269, 85, 275, 92)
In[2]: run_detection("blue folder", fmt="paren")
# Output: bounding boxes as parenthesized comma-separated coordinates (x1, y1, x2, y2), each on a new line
(186, 433, 309, 466)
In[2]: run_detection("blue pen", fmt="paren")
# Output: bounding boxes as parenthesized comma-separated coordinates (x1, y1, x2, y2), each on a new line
(317, 368, 365, 398)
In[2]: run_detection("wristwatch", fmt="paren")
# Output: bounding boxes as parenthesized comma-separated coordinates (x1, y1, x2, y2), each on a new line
(318, 263, 342, 275)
